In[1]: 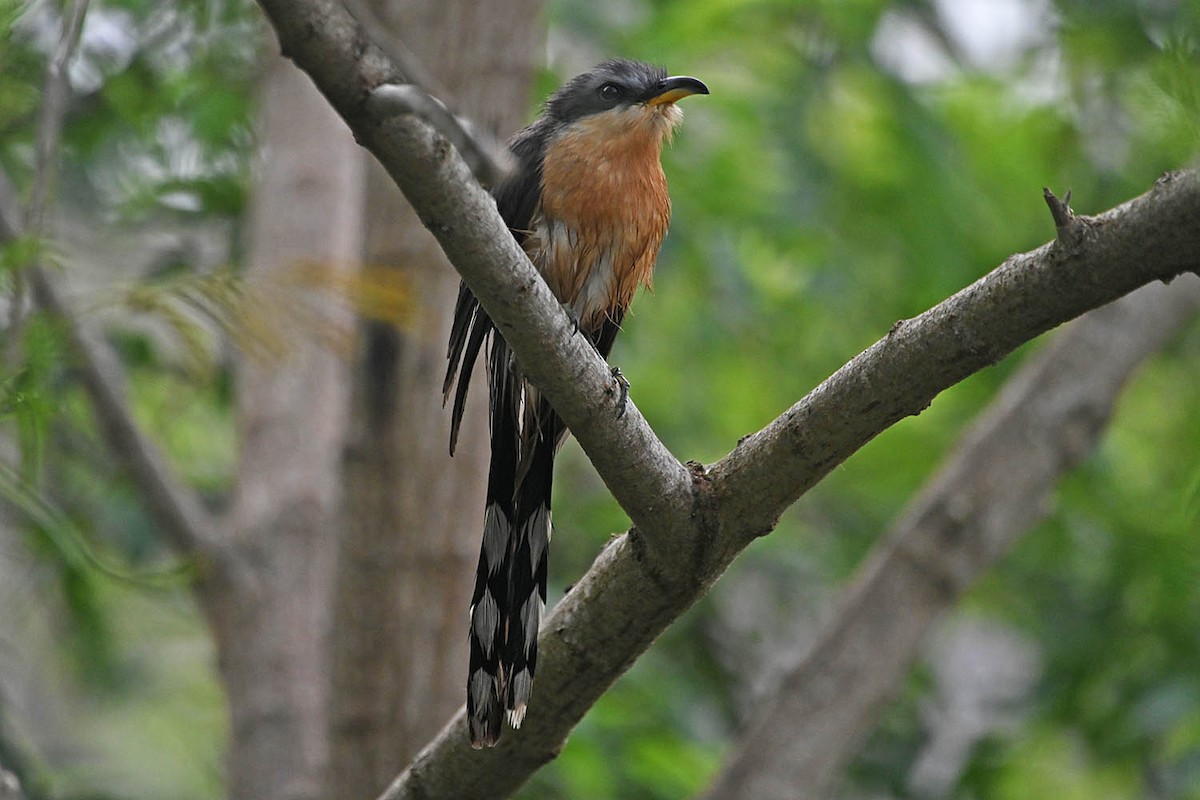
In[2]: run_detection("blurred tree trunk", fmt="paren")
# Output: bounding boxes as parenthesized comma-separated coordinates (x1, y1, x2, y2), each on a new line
(327, 1, 542, 795)
(210, 54, 363, 800)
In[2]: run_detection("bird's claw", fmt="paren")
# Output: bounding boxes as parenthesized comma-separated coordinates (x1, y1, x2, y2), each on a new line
(610, 366, 630, 418)
(561, 303, 581, 336)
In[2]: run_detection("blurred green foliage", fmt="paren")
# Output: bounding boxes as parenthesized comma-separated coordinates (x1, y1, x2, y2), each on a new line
(1, 0, 1198, 798)
(0, 1, 248, 796)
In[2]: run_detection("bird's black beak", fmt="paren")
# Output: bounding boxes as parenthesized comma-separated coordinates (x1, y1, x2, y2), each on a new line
(645, 75, 710, 106)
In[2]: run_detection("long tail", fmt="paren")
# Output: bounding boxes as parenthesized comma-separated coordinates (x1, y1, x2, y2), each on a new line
(462, 309, 621, 747)
(502, 400, 558, 730)
(467, 336, 518, 747)
(466, 338, 559, 748)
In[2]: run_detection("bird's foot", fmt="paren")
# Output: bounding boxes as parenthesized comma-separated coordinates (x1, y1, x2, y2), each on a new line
(561, 302, 581, 336)
(610, 366, 630, 418)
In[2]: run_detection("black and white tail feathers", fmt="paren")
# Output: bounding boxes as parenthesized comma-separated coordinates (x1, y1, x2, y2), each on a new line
(444, 287, 564, 748)
(445, 284, 626, 747)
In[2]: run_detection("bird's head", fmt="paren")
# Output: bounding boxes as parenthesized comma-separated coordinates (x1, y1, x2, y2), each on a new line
(545, 59, 708, 141)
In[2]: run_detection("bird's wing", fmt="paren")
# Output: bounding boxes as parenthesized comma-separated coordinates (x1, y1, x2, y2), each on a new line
(444, 120, 550, 454)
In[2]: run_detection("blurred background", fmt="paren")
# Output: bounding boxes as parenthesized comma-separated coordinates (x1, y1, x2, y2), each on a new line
(1, 0, 1198, 798)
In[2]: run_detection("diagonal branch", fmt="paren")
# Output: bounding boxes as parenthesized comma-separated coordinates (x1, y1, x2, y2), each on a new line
(26, 269, 225, 563)
(706, 177, 1200, 560)
(25, 0, 89, 232)
(701, 274, 1200, 800)
(3, 0, 88, 366)
(1, 0, 224, 568)
(252, 1, 1200, 795)
(338, 0, 513, 186)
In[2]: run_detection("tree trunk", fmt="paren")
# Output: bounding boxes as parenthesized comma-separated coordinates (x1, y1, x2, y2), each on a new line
(209, 52, 363, 800)
(327, 1, 542, 795)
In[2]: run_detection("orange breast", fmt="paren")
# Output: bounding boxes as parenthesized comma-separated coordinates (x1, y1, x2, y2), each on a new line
(528, 107, 673, 330)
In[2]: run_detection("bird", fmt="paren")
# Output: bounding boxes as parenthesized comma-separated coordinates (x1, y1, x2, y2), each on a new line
(442, 58, 708, 748)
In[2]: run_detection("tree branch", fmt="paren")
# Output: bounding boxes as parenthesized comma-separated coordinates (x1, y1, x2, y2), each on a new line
(24, 270, 225, 564)
(0, 0, 224, 569)
(24, 0, 87, 234)
(4, 0, 87, 366)
(335, 0, 513, 187)
(365, 84, 513, 187)
(701, 274, 1200, 800)
(251, 1, 1200, 794)
(706, 179, 1200, 562)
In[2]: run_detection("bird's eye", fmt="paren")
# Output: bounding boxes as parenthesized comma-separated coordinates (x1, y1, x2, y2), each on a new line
(598, 83, 623, 102)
